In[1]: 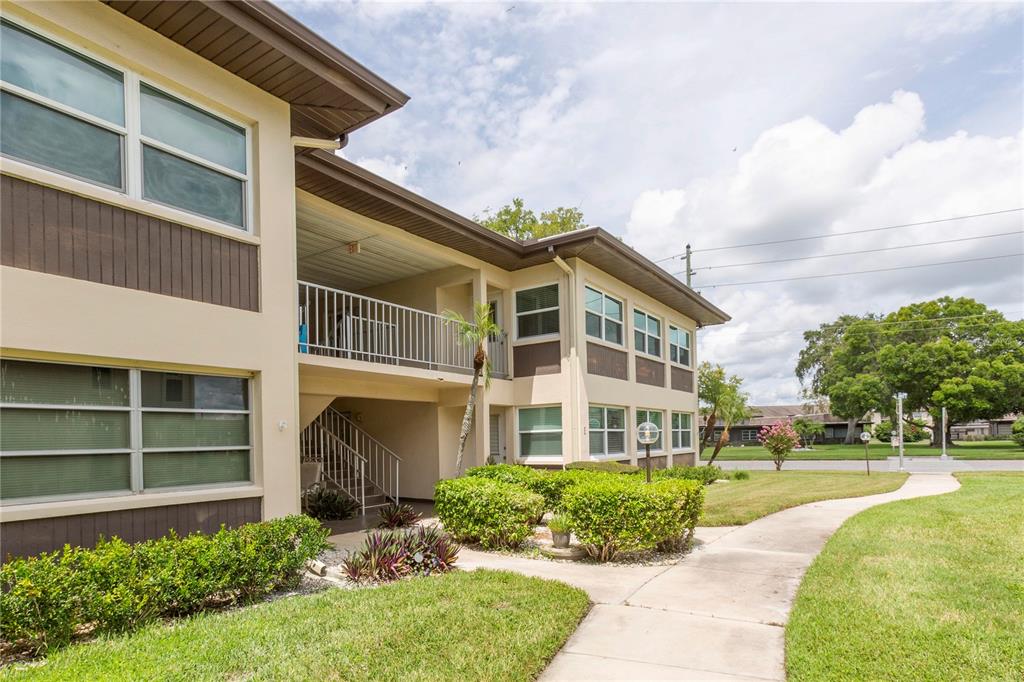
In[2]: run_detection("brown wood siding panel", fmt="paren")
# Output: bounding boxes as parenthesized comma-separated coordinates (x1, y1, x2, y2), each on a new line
(586, 342, 628, 381)
(635, 356, 666, 387)
(671, 366, 695, 393)
(0, 176, 258, 311)
(513, 341, 561, 377)
(0, 497, 263, 561)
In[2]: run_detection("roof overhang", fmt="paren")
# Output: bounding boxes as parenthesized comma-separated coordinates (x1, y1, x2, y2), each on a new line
(105, 0, 409, 137)
(295, 150, 730, 327)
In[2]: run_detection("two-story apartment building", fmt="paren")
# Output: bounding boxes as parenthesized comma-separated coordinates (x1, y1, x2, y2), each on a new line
(0, 0, 728, 559)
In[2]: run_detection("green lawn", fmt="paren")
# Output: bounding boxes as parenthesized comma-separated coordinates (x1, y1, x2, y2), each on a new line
(701, 471, 908, 526)
(708, 440, 1023, 461)
(786, 473, 1024, 681)
(1, 570, 589, 682)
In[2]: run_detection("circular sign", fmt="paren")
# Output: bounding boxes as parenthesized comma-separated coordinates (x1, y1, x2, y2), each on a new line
(637, 421, 660, 445)
(860, 431, 871, 443)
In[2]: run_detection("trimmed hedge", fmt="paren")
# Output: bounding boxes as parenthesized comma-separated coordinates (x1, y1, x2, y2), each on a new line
(0, 515, 328, 655)
(565, 460, 640, 474)
(561, 476, 704, 561)
(465, 464, 590, 511)
(434, 477, 544, 549)
(651, 465, 724, 486)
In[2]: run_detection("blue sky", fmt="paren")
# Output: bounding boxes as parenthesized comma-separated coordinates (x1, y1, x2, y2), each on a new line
(284, 1, 1023, 403)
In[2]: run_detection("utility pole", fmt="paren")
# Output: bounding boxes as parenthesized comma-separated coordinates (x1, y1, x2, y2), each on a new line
(941, 406, 948, 459)
(685, 244, 692, 287)
(895, 392, 907, 471)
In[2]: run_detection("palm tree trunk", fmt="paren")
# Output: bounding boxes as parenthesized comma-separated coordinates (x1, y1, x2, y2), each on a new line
(704, 426, 731, 466)
(700, 412, 717, 452)
(455, 370, 481, 475)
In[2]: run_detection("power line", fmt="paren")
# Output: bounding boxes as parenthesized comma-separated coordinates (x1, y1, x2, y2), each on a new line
(698, 253, 1024, 289)
(653, 207, 1024, 262)
(681, 231, 1022, 274)
(702, 314, 1023, 339)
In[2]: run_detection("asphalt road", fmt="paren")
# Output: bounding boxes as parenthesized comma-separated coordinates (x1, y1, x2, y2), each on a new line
(710, 458, 1024, 472)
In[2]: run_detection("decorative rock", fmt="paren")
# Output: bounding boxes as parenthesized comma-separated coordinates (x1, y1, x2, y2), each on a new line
(541, 545, 587, 560)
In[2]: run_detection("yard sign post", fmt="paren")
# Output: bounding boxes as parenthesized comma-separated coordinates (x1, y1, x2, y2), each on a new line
(941, 406, 948, 459)
(860, 431, 871, 476)
(895, 392, 907, 472)
(637, 421, 660, 483)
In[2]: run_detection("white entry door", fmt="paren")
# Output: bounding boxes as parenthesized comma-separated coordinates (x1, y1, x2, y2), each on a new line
(489, 413, 505, 463)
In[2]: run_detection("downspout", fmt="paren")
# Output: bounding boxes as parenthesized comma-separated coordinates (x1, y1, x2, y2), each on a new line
(551, 249, 581, 464)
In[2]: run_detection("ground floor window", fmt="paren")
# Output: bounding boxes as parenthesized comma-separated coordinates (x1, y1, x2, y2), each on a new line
(741, 428, 759, 442)
(0, 359, 251, 504)
(671, 412, 693, 450)
(588, 405, 626, 456)
(635, 408, 664, 452)
(518, 406, 562, 458)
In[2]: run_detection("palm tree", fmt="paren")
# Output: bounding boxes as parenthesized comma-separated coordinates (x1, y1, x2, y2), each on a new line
(444, 302, 502, 475)
(704, 387, 751, 466)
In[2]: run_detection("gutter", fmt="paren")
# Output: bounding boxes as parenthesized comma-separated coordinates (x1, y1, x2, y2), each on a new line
(551, 251, 582, 465)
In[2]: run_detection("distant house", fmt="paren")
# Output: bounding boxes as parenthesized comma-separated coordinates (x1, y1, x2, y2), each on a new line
(951, 414, 1018, 441)
(708, 405, 871, 446)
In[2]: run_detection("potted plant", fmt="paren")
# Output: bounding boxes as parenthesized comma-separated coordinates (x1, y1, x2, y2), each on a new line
(548, 514, 571, 549)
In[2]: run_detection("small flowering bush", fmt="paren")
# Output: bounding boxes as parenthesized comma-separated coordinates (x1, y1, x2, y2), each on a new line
(341, 526, 460, 583)
(759, 420, 801, 471)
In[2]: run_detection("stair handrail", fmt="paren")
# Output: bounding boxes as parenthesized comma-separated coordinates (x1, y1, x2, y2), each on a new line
(322, 406, 401, 504)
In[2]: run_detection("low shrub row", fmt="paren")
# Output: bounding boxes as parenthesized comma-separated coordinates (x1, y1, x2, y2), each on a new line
(342, 526, 460, 583)
(562, 476, 704, 561)
(565, 460, 640, 474)
(0, 516, 328, 655)
(434, 477, 544, 549)
(650, 465, 724, 486)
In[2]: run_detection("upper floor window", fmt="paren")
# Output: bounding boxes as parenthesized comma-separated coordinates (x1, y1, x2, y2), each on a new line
(584, 286, 624, 345)
(669, 326, 691, 366)
(634, 309, 662, 358)
(516, 284, 559, 339)
(0, 20, 250, 231)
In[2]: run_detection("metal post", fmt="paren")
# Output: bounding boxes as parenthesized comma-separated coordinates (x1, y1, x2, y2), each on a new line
(896, 392, 905, 471)
(645, 443, 652, 483)
(941, 406, 948, 459)
(685, 244, 692, 287)
(864, 438, 870, 476)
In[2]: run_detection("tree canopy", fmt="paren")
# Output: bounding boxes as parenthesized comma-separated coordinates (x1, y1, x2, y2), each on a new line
(477, 197, 587, 241)
(795, 297, 1024, 446)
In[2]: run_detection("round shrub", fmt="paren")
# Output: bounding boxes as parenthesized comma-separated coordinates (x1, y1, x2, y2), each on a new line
(434, 477, 544, 549)
(1012, 416, 1024, 447)
(561, 476, 703, 561)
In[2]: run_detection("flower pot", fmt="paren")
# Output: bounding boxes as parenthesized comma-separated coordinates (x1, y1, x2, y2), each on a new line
(551, 530, 571, 549)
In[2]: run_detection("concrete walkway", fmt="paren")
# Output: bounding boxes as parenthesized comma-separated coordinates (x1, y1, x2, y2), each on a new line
(460, 473, 960, 681)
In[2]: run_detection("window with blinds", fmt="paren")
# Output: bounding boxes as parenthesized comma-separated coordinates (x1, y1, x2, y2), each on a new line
(671, 412, 693, 450)
(515, 284, 559, 339)
(635, 408, 664, 452)
(0, 360, 250, 504)
(588, 405, 626, 456)
(518, 406, 562, 458)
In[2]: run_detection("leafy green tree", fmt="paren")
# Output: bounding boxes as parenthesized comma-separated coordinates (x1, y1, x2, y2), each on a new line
(477, 198, 587, 241)
(792, 417, 825, 448)
(443, 303, 502, 474)
(698, 362, 744, 452)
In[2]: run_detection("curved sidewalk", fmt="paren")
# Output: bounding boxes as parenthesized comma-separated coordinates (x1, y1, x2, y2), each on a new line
(463, 473, 960, 681)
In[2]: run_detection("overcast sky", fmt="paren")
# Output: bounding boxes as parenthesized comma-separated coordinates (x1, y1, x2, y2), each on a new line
(284, 1, 1024, 404)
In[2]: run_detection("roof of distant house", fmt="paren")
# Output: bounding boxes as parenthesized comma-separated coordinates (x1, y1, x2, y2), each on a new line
(717, 405, 870, 428)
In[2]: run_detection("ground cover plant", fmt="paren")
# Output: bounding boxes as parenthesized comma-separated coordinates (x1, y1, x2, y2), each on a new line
(0, 516, 328, 656)
(342, 526, 459, 583)
(377, 503, 423, 529)
(0, 570, 590, 682)
(300, 487, 360, 520)
(700, 471, 908, 526)
(786, 473, 1024, 681)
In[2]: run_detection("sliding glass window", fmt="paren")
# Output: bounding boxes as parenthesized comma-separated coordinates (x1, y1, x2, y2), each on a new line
(0, 360, 250, 505)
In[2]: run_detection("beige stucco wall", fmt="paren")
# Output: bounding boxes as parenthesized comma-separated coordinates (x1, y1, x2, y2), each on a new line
(0, 1, 300, 522)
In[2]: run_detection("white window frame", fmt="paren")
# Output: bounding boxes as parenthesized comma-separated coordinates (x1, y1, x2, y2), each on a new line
(514, 282, 560, 342)
(671, 411, 694, 451)
(635, 408, 664, 453)
(633, 308, 663, 359)
(584, 285, 625, 347)
(588, 404, 627, 458)
(0, 17, 253, 232)
(0, 359, 253, 506)
(669, 325, 692, 368)
(516, 405, 563, 460)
